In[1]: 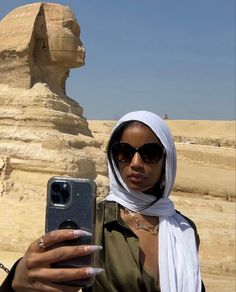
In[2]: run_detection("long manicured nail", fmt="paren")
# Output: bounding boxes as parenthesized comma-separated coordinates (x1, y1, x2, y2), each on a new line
(85, 245, 103, 252)
(86, 268, 104, 276)
(73, 230, 92, 238)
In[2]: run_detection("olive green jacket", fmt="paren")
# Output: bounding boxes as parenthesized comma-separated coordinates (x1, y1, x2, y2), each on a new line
(86, 201, 160, 292)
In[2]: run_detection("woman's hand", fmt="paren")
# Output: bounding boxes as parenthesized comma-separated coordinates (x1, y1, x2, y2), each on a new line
(12, 229, 103, 292)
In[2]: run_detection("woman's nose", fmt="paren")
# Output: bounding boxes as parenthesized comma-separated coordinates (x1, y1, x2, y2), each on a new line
(130, 152, 144, 167)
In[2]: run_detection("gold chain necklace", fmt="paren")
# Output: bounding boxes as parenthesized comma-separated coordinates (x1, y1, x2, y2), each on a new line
(122, 208, 159, 235)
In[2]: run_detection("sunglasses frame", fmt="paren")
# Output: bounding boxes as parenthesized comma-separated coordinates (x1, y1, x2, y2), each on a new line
(111, 142, 165, 164)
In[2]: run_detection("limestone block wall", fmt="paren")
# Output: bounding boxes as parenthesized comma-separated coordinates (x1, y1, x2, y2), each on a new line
(0, 84, 108, 198)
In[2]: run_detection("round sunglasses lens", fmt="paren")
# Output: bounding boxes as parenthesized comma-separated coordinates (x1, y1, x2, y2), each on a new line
(141, 144, 163, 163)
(112, 143, 133, 162)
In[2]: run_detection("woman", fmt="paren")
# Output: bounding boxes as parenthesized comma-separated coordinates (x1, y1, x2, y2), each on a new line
(1, 110, 205, 292)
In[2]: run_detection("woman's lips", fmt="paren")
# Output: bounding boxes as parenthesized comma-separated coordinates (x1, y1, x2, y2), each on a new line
(127, 173, 146, 182)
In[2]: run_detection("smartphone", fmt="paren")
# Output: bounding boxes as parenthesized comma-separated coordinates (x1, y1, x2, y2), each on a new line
(45, 176, 96, 287)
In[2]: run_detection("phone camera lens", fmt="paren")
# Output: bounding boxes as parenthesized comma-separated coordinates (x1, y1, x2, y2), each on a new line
(50, 181, 71, 205)
(52, 182, 61, 193)
(61, 189, 70, 203)
(51, 193, 61, 204)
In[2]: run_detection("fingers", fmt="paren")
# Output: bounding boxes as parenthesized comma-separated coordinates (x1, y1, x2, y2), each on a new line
(12, 230, 103, 292)
(23, 267, 103, 291)
(31, 229, 92, 252)
(12, 258, 80, 292)
(20, 279, 81, 292)
(27, 245, 102, 268)
(30, 267, 103, 283)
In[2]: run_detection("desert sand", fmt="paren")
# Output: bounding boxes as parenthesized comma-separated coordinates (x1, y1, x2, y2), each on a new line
(0, 119, 235, 291)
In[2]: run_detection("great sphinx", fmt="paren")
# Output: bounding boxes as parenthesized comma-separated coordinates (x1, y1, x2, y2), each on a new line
(0, 3, 108, 199)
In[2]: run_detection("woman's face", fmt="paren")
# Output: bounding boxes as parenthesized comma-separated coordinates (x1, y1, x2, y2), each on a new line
(115, 123, 165, 195)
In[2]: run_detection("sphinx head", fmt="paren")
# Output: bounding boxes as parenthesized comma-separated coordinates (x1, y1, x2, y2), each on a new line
(0, 2, 85, 95)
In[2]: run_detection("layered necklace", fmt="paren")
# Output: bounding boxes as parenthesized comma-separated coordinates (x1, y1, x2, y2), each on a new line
(121, 207, 159, 235)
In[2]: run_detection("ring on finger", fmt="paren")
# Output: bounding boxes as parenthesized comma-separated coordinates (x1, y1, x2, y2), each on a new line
(38, 236, 46, 249)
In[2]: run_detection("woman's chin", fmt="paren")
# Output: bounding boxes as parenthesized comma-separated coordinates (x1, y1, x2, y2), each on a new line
(127, 183, 151, 193)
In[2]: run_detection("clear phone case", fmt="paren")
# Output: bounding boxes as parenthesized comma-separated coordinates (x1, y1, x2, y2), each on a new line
(45, 176, 96, 287)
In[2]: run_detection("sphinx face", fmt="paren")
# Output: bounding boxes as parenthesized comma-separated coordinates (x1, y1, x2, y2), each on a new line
(44, 4, 85, 68)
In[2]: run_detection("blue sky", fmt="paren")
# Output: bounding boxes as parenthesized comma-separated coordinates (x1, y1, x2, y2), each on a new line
(1, 0, 235, 120)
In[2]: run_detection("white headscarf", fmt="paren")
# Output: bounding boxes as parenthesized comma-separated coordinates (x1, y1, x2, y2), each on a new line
(105, 110, 202, 292)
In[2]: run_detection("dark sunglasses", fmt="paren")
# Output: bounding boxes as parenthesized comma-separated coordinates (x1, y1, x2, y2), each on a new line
(111, 142, 165, 164)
